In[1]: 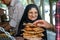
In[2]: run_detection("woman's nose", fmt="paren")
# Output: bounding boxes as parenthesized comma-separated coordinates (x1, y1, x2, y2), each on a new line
(32, 13, 35, 17)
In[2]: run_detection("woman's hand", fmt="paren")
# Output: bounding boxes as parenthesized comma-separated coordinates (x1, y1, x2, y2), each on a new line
(33, 20, 53, 29)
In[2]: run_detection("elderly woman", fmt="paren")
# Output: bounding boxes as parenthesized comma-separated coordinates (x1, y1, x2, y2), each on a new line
(16, 4, 51, 40)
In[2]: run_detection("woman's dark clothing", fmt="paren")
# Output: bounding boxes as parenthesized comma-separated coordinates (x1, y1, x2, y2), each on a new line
(16, 4, 47, 40)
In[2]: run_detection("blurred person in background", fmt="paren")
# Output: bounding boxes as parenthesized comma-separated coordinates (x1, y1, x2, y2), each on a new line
(1, 0, 24, 35)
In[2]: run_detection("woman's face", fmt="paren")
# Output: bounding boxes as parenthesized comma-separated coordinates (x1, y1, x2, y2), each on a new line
(28, 8, 38, 21)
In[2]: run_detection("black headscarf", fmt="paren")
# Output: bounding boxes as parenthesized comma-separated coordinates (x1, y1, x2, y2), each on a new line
(16, 4, 47, 40)
(21, 4, 42, 23)
(16, 4, 41, 35)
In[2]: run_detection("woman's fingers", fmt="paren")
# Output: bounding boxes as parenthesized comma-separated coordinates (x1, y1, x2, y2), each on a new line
(33, 20, 45, 27)
(33, 20, 44, 24)
(33, 20, 50, 29)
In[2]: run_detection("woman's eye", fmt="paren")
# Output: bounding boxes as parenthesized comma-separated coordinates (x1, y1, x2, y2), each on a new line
(35, 12, 38, 14)
(29, 12, 33, 13)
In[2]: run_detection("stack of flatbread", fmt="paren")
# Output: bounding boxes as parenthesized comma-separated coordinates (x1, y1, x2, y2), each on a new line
(22, 23, 45, 39)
